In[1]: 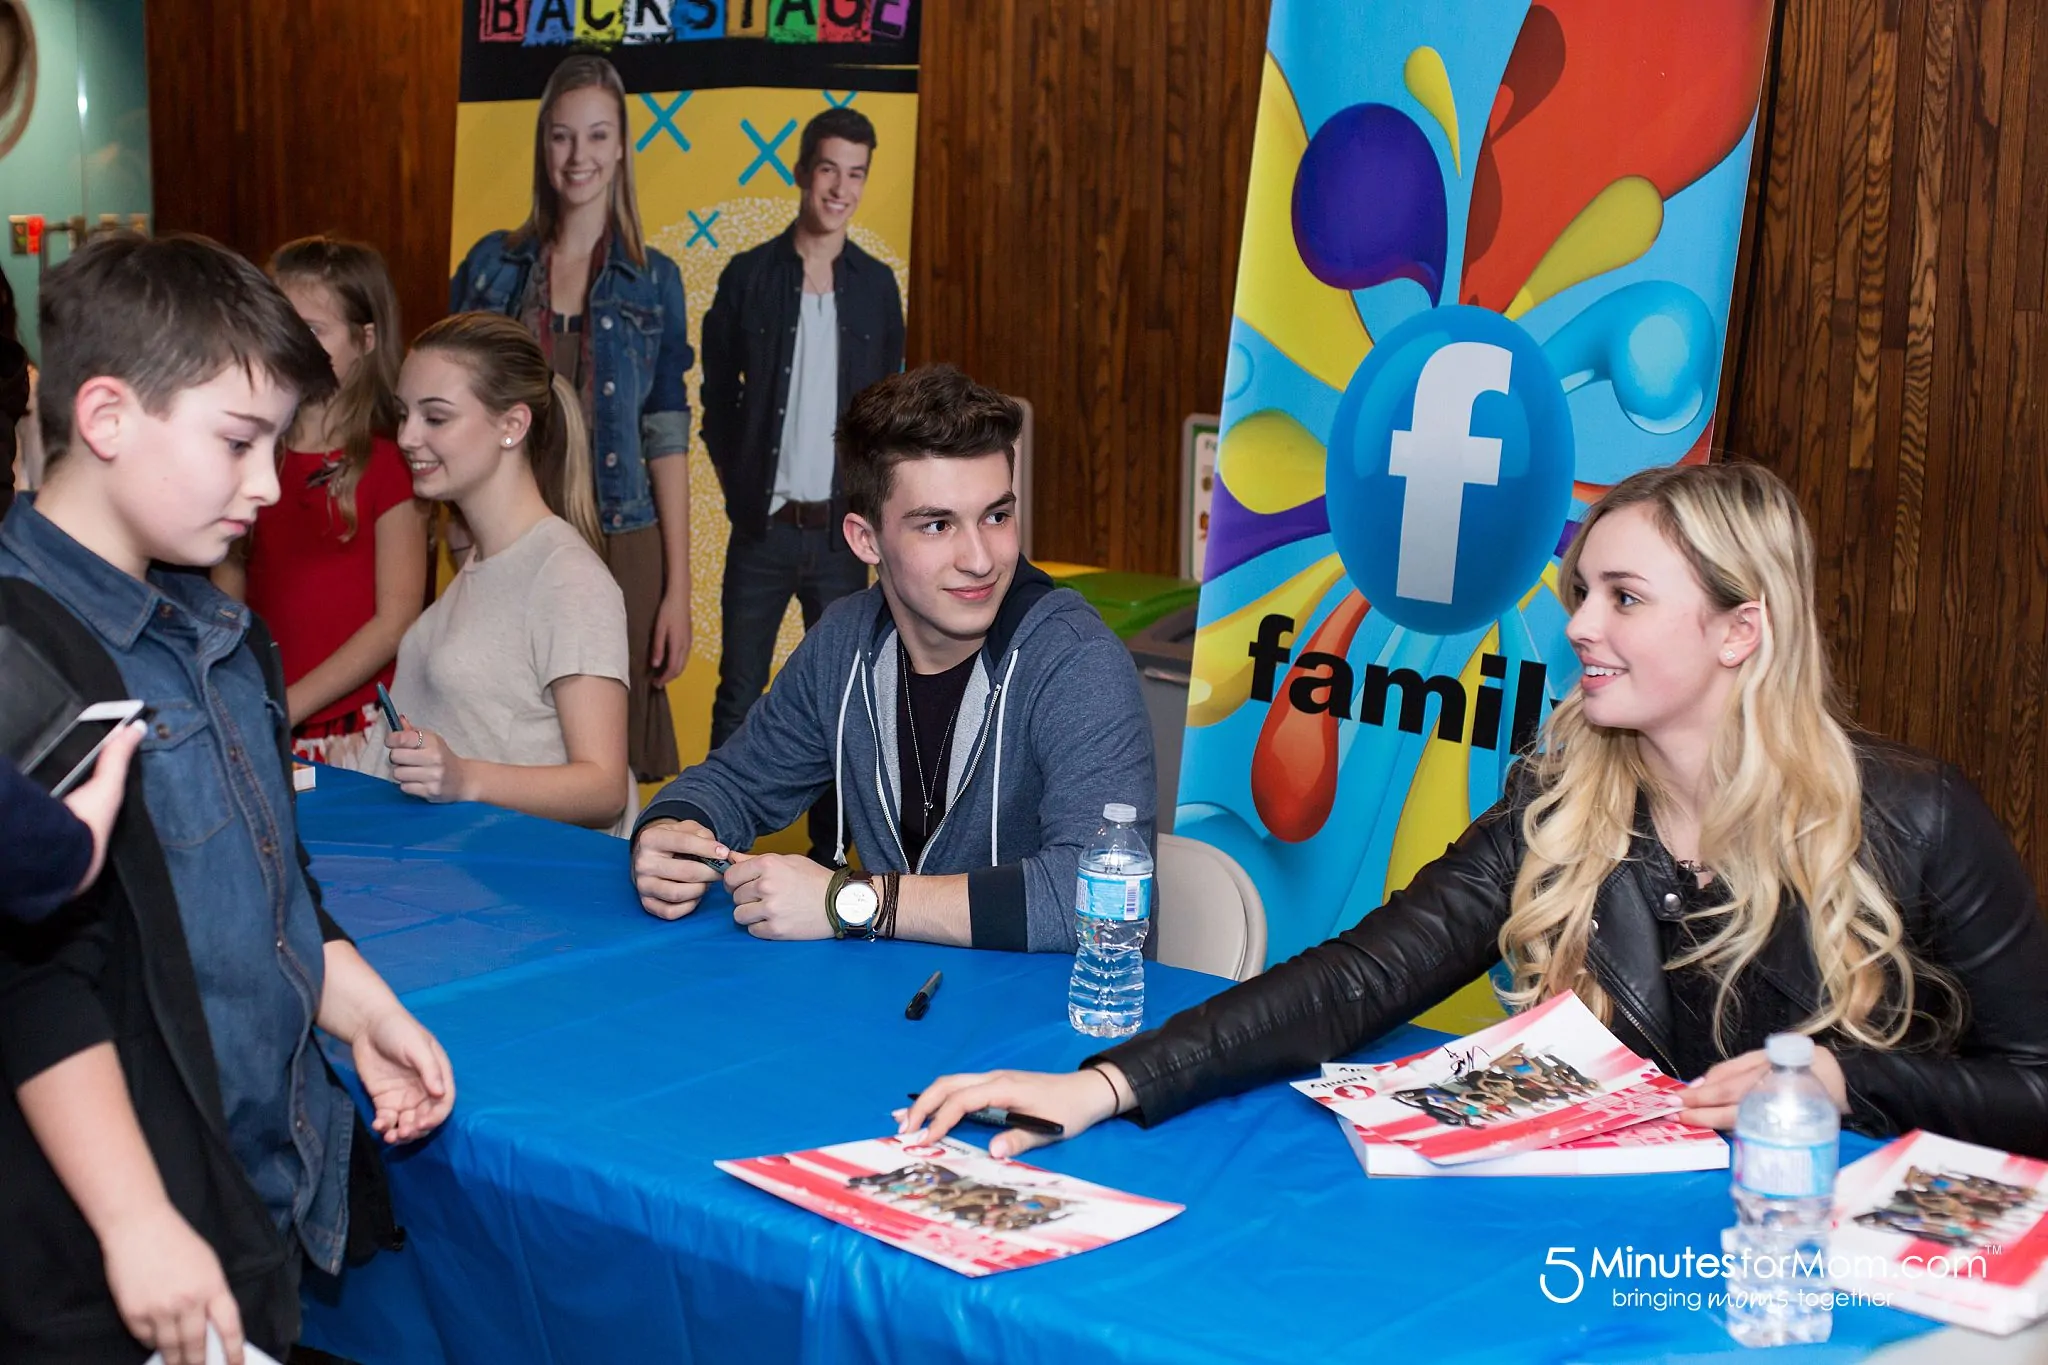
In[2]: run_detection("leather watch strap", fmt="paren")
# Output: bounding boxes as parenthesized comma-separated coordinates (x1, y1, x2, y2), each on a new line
(824, 867, 851, 938)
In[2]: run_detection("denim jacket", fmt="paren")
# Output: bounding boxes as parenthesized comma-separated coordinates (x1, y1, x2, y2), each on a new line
(451, 230, 694, 535)
(0, 497, 353, 1272)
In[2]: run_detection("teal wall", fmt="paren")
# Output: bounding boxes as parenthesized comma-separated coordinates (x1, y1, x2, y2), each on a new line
(0, 0, 151, 361)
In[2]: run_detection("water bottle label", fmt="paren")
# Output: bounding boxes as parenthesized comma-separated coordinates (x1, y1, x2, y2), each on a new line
(1734, 1137, 1837, 1199)
(1076, 869, 1151, 922)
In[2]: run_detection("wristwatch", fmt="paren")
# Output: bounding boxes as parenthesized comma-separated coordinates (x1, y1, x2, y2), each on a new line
(825, 869, 881, 940)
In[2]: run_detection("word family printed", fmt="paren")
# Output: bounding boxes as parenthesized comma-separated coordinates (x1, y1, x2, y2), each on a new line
(1247, 613, 1553, 754)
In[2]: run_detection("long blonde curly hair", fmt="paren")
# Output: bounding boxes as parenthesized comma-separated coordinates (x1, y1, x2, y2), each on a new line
(1500, 462, 1944, 1051)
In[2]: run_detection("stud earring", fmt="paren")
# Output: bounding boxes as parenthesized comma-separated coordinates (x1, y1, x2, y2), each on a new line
(502, 437, 514, 447)
(1722, 649, 1736, 662)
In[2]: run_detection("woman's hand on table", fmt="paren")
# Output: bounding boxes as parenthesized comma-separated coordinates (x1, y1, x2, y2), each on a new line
(896, 1065, 1132, 1159)
(1677, 1044, 1850, 1130)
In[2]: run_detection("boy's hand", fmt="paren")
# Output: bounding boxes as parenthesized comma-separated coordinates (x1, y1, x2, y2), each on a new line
(385, 716, 470, 804)
(101, 1200, 244, 1365)
(725, 853, 835, 940)
(354, 1006, 456, 1143)
(62, 717, 146, 895)
(632, 819, 730, 920)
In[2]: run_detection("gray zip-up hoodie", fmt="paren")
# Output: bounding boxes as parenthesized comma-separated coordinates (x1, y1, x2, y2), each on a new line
(636, 561, 1156, 952)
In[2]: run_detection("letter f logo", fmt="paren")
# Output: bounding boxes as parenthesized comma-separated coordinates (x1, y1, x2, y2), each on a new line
(1386, 341, 1513, 604)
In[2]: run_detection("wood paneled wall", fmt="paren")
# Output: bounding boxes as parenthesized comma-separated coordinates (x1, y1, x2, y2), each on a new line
(1723, 0, 2048, 881)
(145, 1, 462, 363)
(143, 0, 2046, 890)
(145, 0, 1269, 575)
(905, 0, 1268, 573)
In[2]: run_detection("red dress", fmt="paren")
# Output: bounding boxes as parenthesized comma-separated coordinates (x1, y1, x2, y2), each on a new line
(245, 437, 414, 756)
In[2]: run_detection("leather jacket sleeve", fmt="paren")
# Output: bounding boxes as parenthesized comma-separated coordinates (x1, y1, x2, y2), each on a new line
(1093, 794, 1524, 1127)
(1836, 765, 2048, 1157)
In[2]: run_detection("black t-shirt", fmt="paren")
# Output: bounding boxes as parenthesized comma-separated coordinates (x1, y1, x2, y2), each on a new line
(896, 648, 978, 869)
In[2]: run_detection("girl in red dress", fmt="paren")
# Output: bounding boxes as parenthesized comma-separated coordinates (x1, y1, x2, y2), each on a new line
(229, 237, 429, 762)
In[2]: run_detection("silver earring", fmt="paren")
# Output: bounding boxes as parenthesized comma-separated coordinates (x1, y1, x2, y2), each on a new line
(502, 437, 514, 447)
(1722, 649, 1736, 662)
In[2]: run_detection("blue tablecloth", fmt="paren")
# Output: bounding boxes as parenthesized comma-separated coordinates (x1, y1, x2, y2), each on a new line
(296, 769, 1938, 1364)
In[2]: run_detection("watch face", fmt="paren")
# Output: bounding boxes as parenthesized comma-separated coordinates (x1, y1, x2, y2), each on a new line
(836, 881, 881, 927)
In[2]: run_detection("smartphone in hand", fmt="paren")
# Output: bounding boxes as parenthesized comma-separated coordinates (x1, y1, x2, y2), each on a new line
(374, 682, 403, 733)
(44, 700, 147, 797)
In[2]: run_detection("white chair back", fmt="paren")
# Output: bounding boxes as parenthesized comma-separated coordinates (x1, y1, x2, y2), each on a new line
(1153, 833, 1266, 982)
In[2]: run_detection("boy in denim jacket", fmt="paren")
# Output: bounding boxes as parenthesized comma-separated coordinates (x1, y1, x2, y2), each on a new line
(0, 233, 454, 1365)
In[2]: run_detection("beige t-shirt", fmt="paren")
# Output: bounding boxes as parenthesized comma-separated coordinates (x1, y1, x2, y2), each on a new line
(361, 515, 633, 836)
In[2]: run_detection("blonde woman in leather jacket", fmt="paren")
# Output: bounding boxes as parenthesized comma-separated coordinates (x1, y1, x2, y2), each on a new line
(902, 462, 2048, 1160)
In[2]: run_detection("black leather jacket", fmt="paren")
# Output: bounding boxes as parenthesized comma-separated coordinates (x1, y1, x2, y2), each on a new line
(1099, 738, 2048, 1157)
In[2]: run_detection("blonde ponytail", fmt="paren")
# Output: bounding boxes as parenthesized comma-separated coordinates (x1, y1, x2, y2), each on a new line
(541, 372, 602, 552)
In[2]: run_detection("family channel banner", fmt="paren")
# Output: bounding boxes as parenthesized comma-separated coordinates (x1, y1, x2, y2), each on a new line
(1179, 1, 1774, 1005)
(452, 0, 919, 771)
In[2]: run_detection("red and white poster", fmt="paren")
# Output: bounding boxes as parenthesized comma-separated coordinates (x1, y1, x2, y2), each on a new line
(717, 1135, 1183, 1277)
(1302, 1060, 1723, 1177)
(1829, 1130, 2048, 1336)
(1301, 992, 1679, 1166)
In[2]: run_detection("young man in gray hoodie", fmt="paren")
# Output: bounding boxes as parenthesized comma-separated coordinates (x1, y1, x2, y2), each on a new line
(631, 365, 1154, 953)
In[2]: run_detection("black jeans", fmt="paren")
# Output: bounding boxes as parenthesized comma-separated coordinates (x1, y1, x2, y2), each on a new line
(711, 520, 870, 859)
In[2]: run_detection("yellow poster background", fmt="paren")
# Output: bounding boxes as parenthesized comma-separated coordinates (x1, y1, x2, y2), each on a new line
(449, 89, 918, 827)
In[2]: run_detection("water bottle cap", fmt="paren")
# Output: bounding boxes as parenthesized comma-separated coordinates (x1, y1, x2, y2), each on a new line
(1103, 803, 1138, 824)
(1765, 1032, 1814, 1067)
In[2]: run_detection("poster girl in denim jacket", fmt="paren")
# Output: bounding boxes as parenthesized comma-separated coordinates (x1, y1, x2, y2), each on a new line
(452, 54, 693, 781)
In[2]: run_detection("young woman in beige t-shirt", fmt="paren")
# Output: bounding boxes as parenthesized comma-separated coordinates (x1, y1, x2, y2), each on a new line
(368, 313, 632, 834)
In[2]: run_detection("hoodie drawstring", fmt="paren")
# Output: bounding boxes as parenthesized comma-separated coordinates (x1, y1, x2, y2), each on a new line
(989, 647, 1021, 865)
(832, 656, 863, 866)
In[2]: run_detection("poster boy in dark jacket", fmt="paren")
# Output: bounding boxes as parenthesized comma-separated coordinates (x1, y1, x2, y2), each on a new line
(0, 233, 455, 1365)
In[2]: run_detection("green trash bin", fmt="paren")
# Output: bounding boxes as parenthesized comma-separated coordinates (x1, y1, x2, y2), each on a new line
(1061, 570, 1202, 640)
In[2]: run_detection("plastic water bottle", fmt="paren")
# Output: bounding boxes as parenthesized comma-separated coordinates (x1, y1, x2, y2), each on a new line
(1722, 1032, 1839, 1346)
(1067, 803, 1153, 1038)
